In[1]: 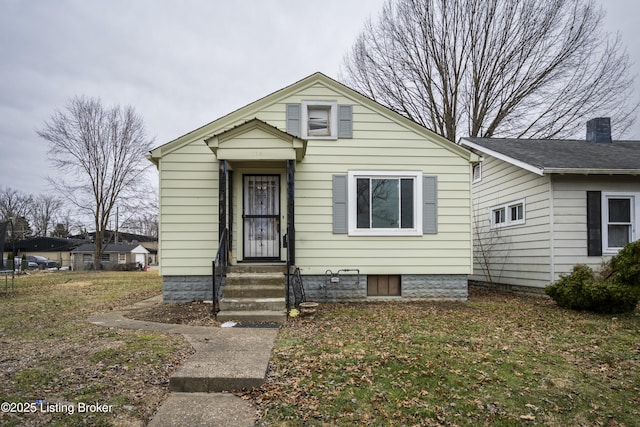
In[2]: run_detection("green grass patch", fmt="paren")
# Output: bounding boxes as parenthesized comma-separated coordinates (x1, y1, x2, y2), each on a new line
(249, 292, 640, 426)
(0, 271, 193, 426)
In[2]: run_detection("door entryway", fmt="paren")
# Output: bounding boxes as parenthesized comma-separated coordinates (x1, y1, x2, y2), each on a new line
(243, 175, 281, 260)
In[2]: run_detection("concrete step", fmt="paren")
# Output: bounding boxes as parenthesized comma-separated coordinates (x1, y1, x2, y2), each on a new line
(223, 284, 285, 298)
(216, 310, 287, 324)
(168, 328, 277, 393)
(228, 264, 287, 274)
(219, 297, 286, 312)
(225, 272, 285, 288)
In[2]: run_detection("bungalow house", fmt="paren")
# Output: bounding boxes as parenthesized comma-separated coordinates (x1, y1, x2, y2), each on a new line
(70, 230, 159, 265)
(71, 243, 149, 271)
(147, 72, 478, 316)
(459, 118, 640, 293)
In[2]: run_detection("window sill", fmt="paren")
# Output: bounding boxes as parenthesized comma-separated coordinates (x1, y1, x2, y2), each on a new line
(348, 229, 423, 237)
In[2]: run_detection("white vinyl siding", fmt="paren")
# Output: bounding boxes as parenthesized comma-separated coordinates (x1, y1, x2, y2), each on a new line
(551, 176, 640, 280)
(470, 155, 551, 288)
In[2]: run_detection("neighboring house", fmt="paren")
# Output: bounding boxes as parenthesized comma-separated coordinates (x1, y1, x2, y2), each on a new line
(459, 118, 640, 292)
(2, 237, 83, 269)
(147, 72, 478, 306)
(70, 230, 158, 265)
(71, 243, 150, 270)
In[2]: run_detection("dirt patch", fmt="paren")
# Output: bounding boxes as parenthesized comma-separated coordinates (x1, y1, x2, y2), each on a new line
(125, 300, 220, 327)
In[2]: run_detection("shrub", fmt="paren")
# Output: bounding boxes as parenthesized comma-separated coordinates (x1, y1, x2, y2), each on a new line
(608, 239, 640, 286)
(546, 240, 640, 314)
(545, 264, 596, 310)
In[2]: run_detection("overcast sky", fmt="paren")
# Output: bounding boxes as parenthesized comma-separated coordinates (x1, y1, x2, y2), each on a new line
(1, 0, 639, 197)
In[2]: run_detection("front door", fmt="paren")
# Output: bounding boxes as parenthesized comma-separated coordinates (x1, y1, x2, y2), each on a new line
(243, 175, 281, 260)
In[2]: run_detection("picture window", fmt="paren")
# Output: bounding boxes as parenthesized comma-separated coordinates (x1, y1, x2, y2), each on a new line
(348, 171, 423, 236)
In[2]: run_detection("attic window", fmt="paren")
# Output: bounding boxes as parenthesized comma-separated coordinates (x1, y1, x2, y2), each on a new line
(472, 163, 482, 183)
(301, 101, 337, 139)
(308, 106, 331, 136)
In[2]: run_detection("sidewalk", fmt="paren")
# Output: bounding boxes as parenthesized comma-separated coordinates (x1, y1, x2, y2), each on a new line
(87, 295, 278, 427)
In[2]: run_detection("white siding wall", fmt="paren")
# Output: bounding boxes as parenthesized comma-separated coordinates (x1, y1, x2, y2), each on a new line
(551, 175, 640, 281)
(469, 155, 552, 288)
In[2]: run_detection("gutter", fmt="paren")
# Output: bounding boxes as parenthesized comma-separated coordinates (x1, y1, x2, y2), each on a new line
(543, 168, 640, 175)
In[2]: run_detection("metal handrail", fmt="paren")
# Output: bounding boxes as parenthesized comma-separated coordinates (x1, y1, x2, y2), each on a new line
(211, 228, 228, 316)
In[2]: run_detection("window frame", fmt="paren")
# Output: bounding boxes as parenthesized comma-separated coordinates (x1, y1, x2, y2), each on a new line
(472, 163, 482, 183)
(602, 192, 637, 253)
(490, 199, 526, 229)
(301, 100, 338, 140)
(348, 171, 423, 236)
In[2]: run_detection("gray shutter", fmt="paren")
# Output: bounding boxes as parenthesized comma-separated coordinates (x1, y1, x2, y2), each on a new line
(333, 175, 348, 234)
(587, 191, 602, 256)
(337, 105, 352, 138)
(286, 104, 301, 137)
(423, 176, 438, 234)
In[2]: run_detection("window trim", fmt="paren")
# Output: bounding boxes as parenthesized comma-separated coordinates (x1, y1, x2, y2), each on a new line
(348, 171, 423, 236)
(602, 192, 637, 254)
(490, 199, 525, 229)
(301, 101, 338, 140)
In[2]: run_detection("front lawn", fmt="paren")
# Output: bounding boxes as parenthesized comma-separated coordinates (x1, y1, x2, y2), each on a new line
(247, 290, 640, 426)
(0, 271, 193, 426)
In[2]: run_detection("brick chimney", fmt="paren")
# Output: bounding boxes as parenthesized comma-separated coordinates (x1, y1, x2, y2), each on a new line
(586, 117, 611, 143)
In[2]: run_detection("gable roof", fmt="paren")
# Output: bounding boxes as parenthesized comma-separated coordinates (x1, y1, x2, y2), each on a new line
(148, 72, 476, 163)
(460, 137, 640, 176)
(206, 118, 307, 161)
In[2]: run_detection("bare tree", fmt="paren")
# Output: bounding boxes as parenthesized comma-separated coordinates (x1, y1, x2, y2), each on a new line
(32, 194, 63, 237)
(0, 186, 34, 246)
(37, 96, 155, 268)
(472, 204, 507, 285)
(342, 0, 638, 141)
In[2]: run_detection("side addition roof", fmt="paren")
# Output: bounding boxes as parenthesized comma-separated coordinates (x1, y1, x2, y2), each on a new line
(460, 137, 640, 175)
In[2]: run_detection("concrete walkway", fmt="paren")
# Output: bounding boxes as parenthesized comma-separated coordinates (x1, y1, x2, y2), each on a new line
(87, 295, 279, 427)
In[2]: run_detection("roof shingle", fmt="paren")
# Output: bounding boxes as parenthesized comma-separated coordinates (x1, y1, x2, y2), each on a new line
(461, 137, 640, 173)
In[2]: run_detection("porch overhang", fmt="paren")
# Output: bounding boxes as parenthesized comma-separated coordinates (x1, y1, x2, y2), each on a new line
(205, 118, 307, 162)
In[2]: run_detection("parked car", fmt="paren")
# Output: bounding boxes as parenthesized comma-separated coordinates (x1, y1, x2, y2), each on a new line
(14, 256, 38, 270)
(33, 255, 58, 269)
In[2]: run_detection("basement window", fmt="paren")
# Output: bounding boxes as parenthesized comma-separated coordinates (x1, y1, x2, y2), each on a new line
(367, 275, 401, 296)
